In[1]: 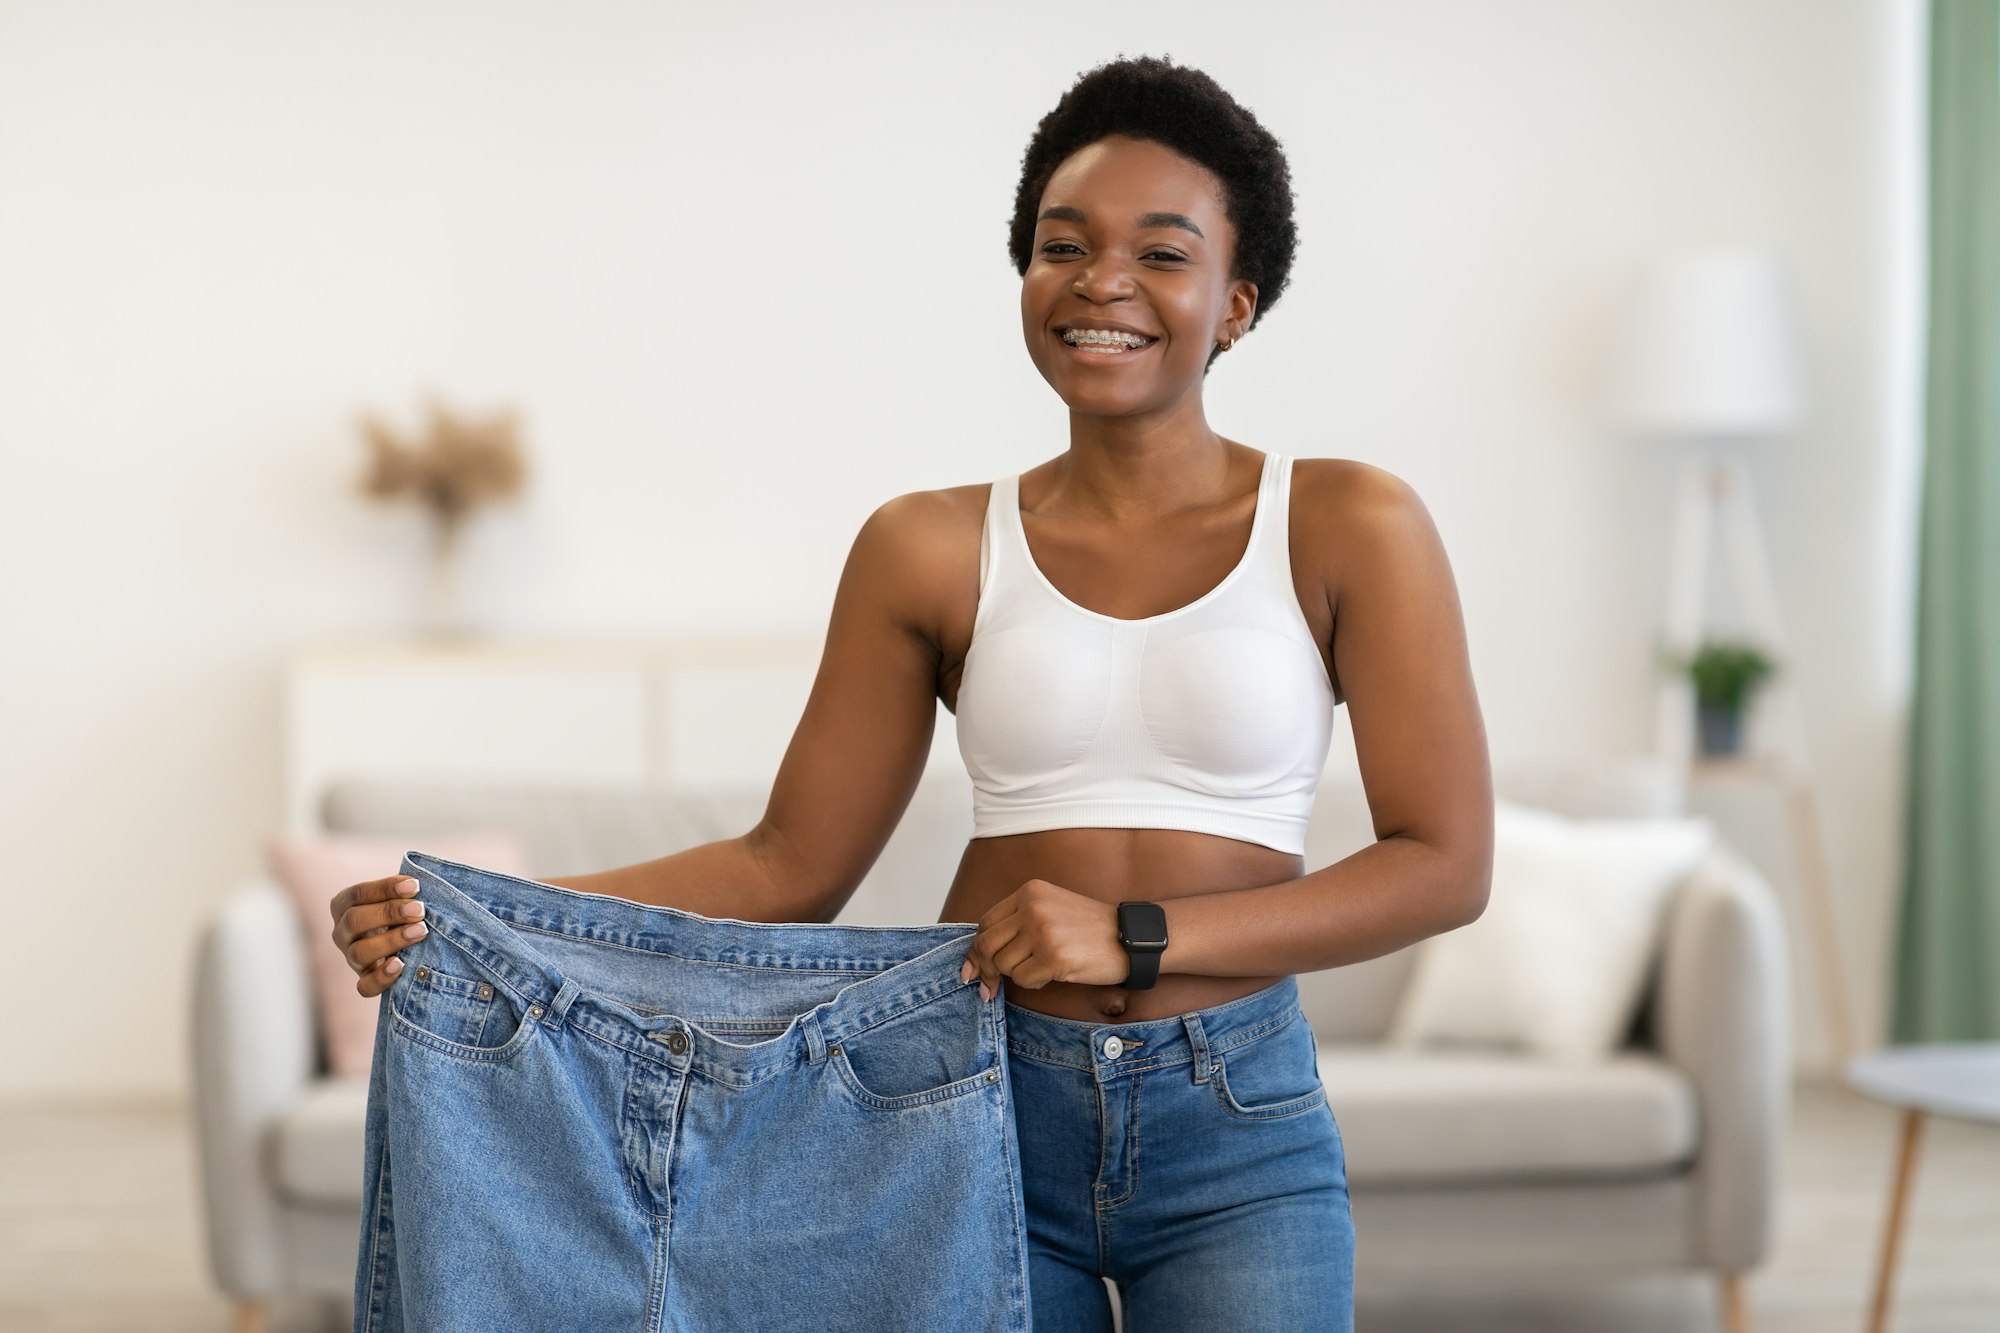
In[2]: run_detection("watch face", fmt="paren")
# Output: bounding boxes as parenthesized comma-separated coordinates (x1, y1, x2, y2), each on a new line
(1119, 902, 1167, 949)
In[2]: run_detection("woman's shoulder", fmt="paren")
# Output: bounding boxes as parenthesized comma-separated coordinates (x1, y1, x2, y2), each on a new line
(865, 480, 992, 543)
(1290, 454, 1410, 502)
(841, 483, 992, 639)
(1289, 454, 1423, 533)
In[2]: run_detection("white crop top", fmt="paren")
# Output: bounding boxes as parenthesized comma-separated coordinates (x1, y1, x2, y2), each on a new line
(954, 450, 1337, 856)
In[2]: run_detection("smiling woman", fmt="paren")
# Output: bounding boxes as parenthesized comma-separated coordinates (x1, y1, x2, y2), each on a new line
(937, 54, 1409, 1333)
(328, 48, 1491, 1333)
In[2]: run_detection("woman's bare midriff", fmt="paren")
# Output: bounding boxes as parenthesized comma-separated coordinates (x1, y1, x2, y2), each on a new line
(936, 823, 1298, 1023)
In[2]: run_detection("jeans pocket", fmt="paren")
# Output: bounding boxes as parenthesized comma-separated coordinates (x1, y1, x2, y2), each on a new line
(389, 933, 540, 1064)
(1213, 1008, 1328, 1121)
(829, 993, 999, 1112)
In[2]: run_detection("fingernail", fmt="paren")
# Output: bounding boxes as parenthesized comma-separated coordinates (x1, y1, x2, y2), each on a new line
(397, 879, 418, 895)
(385, 958, 402, 972)
(980, 982, 992, 1002)
(960, 961, 975, 984)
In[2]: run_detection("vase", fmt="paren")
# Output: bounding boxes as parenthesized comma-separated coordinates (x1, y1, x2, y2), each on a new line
(419, 512, 479, 642)
(1696, 700, 1744, 756)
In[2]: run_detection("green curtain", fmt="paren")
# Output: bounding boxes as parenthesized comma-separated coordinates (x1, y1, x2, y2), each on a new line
(1892, 0, 2000, 1043)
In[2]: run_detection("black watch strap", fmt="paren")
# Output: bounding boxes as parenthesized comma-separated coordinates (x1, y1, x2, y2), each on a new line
(1117, 901, 1168, 990)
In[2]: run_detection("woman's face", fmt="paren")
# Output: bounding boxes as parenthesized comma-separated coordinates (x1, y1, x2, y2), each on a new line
(1021, 133, 1256, 415)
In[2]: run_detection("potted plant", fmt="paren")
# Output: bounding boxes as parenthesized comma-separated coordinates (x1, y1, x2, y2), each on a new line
(1657, 639, 1778, 757)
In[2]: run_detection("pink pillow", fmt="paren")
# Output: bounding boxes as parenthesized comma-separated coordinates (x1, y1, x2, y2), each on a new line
(266, 831, 533, 1079)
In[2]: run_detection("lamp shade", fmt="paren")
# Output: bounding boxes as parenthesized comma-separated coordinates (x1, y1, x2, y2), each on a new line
(1605, 247, 1806, 437)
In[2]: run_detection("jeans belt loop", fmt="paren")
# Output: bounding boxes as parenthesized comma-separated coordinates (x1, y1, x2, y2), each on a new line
(803, 1010, 828, 1065)
(1182, 1013, 1213, 1083)
(545, 975, 583, 1029)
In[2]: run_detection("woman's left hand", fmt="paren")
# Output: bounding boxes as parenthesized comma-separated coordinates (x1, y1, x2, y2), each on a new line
(958, 879, 1131, 1000)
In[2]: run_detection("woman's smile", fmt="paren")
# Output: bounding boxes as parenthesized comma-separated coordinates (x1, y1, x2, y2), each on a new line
(1054, 328, 1162, 362)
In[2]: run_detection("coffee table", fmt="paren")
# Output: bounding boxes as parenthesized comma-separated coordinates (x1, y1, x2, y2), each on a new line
(1842, 1042, 2000, 1333)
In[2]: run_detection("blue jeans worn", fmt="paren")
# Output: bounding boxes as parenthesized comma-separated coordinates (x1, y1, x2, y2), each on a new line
(1007, 975, 1356, 1332)
(355, 851, 1030, 1332)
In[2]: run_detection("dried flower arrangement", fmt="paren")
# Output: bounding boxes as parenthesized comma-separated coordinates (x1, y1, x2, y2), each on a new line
(356, 393, 528, 638)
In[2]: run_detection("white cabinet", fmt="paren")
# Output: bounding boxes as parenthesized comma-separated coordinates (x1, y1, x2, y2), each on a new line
(279, 635, 843, 833)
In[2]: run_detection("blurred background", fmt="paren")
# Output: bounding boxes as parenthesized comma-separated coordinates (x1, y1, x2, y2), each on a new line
(4, 1, 1994, 1331)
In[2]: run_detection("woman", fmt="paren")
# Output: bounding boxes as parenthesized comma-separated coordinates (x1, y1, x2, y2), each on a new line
(330, 54, 1491, 1332)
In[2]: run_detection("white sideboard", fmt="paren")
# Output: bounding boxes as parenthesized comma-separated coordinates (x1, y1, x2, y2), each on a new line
(280, 634, 965, 833)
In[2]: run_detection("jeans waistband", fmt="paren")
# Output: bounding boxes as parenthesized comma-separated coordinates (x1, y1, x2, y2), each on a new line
(1002, 975, 1303, 1082)
(398, 849, 987, 1082)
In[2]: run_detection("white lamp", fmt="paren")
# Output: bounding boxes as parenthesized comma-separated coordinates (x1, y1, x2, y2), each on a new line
(1609, 248, 1805, 438)
(1605, 245, 1857, 1068)
(1605, 246, 1806, 772)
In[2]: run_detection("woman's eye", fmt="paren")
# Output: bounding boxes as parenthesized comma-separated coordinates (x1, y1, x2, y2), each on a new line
(1039, 243, 1184, 262)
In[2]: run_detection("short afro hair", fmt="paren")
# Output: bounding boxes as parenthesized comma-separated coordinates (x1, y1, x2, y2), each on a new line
(1008, 54, 1299, 374)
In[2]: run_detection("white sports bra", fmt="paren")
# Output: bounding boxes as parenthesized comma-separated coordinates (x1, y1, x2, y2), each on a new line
(954, 450, 1337, 857)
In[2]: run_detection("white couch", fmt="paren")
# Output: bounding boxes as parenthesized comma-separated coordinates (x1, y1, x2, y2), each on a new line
(191, 757, 1789, 1332)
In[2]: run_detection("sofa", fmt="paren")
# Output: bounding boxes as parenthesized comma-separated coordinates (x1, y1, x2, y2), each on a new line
(191, 756, 1790, 1332)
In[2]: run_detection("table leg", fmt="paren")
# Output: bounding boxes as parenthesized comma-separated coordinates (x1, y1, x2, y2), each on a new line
(1865, 1107, 1925, 1333)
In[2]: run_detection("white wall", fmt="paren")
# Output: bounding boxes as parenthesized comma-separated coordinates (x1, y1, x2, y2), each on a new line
(0, 0, 1918, 1099)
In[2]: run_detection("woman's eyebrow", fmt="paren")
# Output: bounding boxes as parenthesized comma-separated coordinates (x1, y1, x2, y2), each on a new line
(1036, 205, 1205, 239)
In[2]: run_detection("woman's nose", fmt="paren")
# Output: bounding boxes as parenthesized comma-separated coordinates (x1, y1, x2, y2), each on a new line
(1072, 260, 1139, 299)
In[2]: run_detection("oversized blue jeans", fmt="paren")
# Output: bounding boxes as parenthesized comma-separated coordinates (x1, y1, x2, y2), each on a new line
(355, 851, 1029, 1331)
(355, 852, 1354, 1330)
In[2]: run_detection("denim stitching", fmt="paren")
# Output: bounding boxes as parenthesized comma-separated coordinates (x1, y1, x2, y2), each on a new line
(1213, 1072, 1328, 1121)
(500, 915, 958, 970)
(1099, 1068, 1141, 1210)
(828, 1042, 997, 1112)
(359, 1111, 392, 1332)
(389, 1002, 540, 1064)
(1210, 1016, 1328, 1120)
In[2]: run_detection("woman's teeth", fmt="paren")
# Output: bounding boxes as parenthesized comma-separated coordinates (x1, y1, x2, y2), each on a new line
(1061, 328, 1153, 353)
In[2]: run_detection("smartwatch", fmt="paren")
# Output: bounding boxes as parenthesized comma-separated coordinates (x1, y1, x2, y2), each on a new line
(1116, 901, 1168, 990)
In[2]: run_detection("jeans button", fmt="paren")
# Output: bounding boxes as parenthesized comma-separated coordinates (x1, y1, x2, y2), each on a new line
(1101, 1036, 1123, 1059)
(667, 1031, 688, 1054)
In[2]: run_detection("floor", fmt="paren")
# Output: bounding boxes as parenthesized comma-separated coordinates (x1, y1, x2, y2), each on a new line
(1, 1076, 1994, 1332)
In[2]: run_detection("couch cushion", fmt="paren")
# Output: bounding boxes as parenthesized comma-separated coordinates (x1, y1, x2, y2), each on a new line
(272, 1077, 372, 1206)
(1296, 756, 1690, 1043)
(1383, 800, 1714, 1065)
(1319, 1044, 1699, 1186)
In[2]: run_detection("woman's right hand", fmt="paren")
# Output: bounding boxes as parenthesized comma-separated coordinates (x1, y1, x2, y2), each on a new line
(331, 874, 429, 997)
